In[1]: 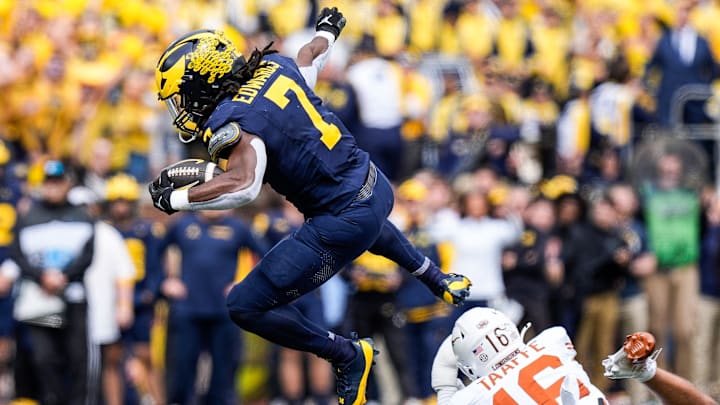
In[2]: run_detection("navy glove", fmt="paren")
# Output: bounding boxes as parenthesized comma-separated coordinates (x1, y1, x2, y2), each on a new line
(316, 7, 346, 40)
(148, 171, 177, 215)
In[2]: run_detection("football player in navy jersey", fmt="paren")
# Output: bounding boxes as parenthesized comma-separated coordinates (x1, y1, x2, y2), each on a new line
(160, 209, 268, 405)
(149, 7, 471, 404)
(104, 174, 165, 405)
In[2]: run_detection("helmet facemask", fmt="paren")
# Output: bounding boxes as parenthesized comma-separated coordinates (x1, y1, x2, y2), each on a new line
(164, 82, 219, 143)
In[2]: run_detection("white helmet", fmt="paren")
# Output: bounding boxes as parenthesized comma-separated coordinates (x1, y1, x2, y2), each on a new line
(451, 307, 524, 380)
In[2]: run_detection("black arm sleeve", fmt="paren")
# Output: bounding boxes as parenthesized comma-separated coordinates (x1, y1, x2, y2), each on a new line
(63, 230, 95, 282)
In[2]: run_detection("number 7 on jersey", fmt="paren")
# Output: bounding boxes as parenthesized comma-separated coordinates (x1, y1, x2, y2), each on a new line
(264, 75, 342, 150)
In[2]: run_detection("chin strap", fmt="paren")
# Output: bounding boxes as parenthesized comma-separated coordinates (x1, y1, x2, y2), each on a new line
(519, 322, 532, 342)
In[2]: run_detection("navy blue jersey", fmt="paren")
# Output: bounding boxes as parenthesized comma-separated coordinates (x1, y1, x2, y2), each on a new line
(162, 213, 267, 317)
(114, 219, 165, 308)
(202, 54, 370, 217)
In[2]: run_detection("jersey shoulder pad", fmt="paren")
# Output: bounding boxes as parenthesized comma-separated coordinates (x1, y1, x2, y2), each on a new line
(532, 326, 576, 359)
(203, 122, 243, 162)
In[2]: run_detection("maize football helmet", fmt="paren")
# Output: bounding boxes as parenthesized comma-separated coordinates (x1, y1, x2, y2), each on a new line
(105, 173, 140, 201)
(451, 308, 523, 380)
(156, 30, 246, 143)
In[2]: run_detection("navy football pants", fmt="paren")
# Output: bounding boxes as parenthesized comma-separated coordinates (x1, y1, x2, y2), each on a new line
(226, 168, 428, 362)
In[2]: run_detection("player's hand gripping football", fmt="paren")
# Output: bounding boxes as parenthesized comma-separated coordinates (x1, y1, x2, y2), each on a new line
(316, 7, 346, 40)
(148, 169, 177, 215)
(602, 332, 662, 382)
(439, 273, 472, 306)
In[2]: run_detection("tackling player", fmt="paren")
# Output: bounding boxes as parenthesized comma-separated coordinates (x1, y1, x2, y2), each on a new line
(432, 308, 607, 404)
(432, 308, 718, 405)
(148, 7, 472, 405)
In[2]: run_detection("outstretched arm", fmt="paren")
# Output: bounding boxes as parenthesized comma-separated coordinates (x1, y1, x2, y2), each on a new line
(603, 332, 718, 405)
(296, 7, 346, 88)
(645, 368, 717, 405)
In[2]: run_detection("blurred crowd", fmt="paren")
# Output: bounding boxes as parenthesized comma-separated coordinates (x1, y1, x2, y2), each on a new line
(2, 0, 720, 404)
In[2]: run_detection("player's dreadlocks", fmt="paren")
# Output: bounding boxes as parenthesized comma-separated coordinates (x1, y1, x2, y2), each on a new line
(215, 42, 278, 103)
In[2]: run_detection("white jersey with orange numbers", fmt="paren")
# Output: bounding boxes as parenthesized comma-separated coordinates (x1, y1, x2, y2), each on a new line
(450, 326, 607, 405)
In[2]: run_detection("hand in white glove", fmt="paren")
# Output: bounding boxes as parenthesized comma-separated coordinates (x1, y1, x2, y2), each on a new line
(602, 332, 662, 382)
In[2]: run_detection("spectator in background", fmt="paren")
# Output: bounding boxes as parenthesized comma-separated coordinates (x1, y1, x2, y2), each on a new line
(435, 186, 523, 319)
(641, 152, 700, 380)
(492, 0, 534, 76)
(530, 4, 571, 97)
(103, 173, 165, 405)
(392, 178, 454, 402)
(346, 35, 404, 181)
(9, 51, 81, 160)
(590, 56, 650, 160)
(569, 196, 631, 392)
(428, 71, 466, 176)
(455, 0, 495, 61)
(161, 209, 266, 405)
(646, 1, 717, 126)
(608, 183, 657, 403)
(581, 147, 623, 194)
(695, 195, 720, 398)
(343, 251, 414, 403)
(437, 2, 463, 56)
(372, 0, 407, 58)
(502, 197, 557, 336)
(83, 216, 135, 405)
(407, 0, 443, 54)
(556, 84, 592, 179)
(397, 54, 433, 179)
(79, 137, 115, 200)
(9, 160, 95, 405)
(552, 191, 586, 339)
(83, 69, 160, 182)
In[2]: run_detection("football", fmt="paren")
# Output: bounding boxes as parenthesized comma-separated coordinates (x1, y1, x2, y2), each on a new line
(623, 332, 656, 360)
(163, 158, 224, 190)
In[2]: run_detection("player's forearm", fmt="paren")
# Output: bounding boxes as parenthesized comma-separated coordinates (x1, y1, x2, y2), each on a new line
(297, 35, 331, 67)
(186, 171, 252, 203)
(171, 138, 266, 210)
(297, 32, 335, 88)
(645, 368, 718, 405)
(173, 174, 256, 210)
